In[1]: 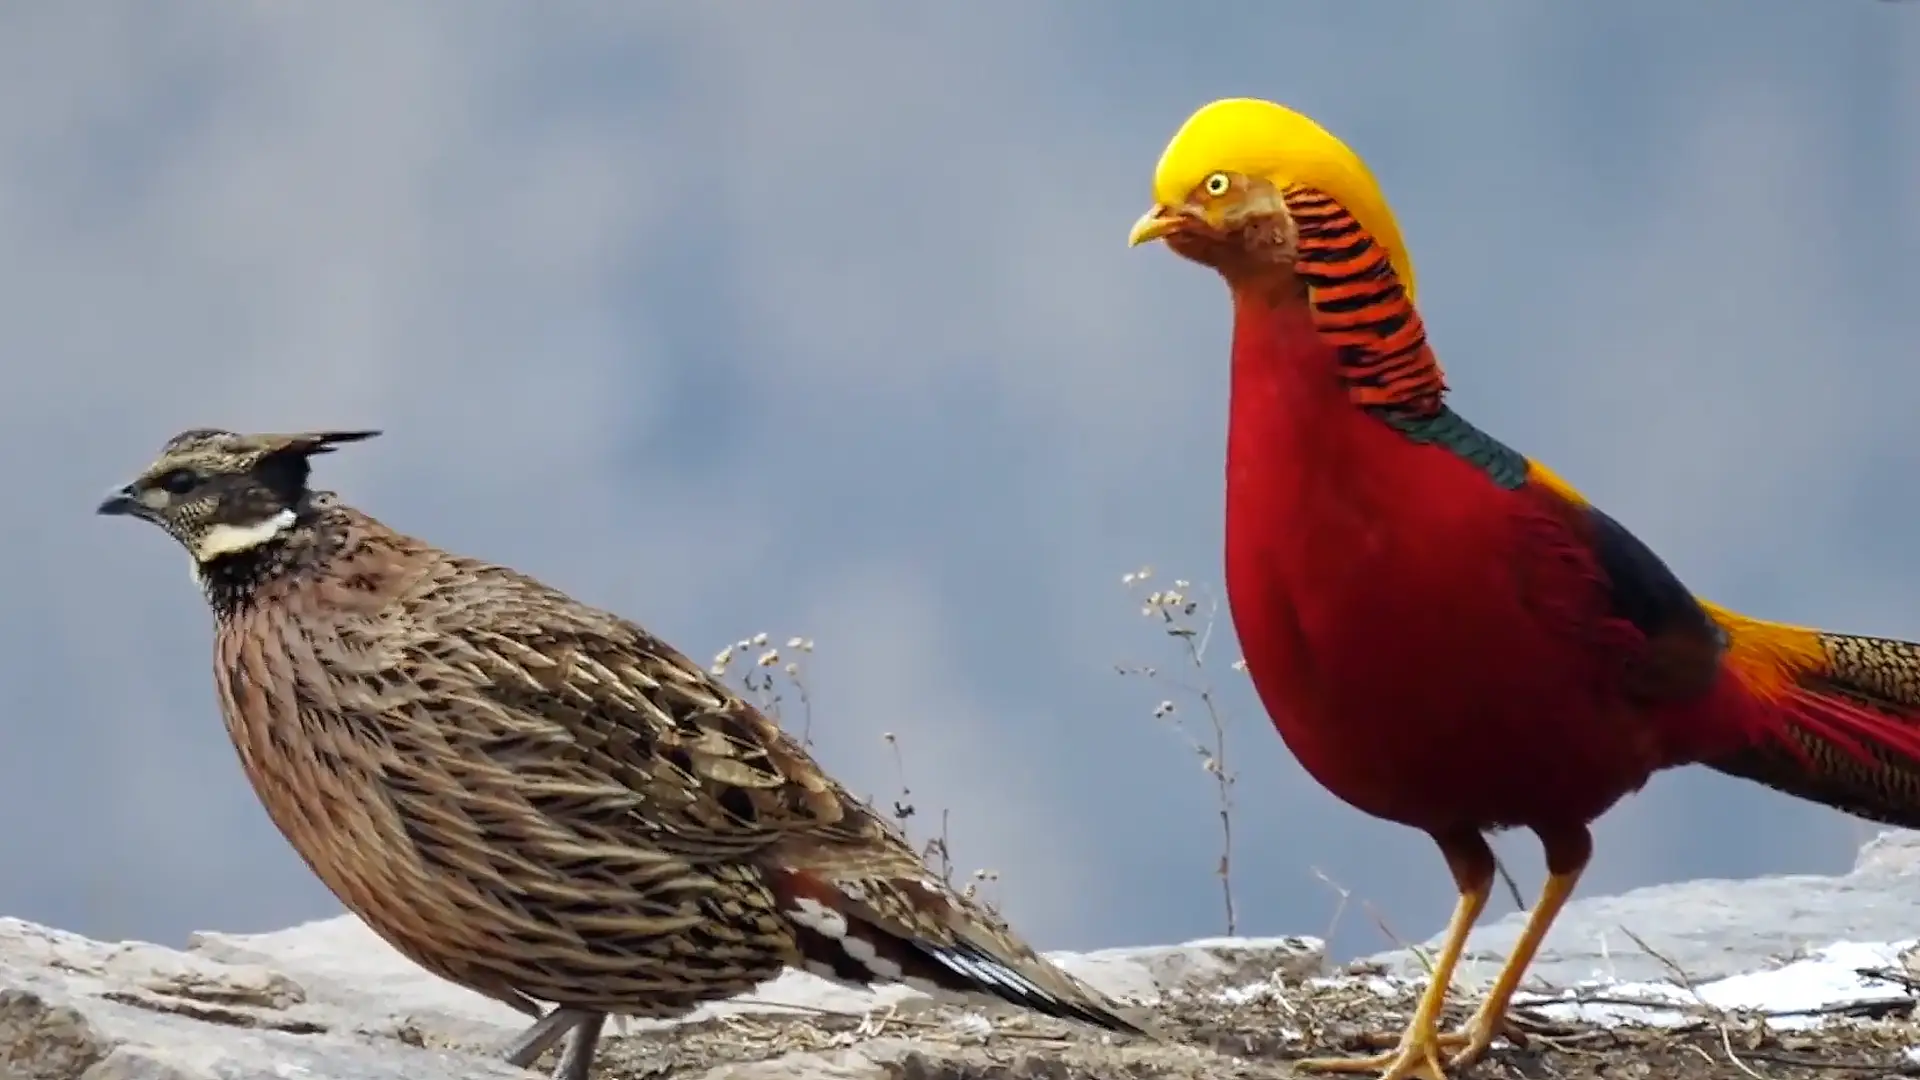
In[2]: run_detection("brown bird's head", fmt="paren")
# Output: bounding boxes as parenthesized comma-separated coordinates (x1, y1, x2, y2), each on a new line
(96, 428, 379, 568)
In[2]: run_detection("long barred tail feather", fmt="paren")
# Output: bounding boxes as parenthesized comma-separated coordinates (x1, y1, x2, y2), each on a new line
(764, 866, 1157, 1038)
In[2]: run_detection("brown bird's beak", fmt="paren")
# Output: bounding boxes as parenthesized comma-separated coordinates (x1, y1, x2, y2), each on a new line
(96, 485, 141, 517)
(1127, 203, 1194, 247)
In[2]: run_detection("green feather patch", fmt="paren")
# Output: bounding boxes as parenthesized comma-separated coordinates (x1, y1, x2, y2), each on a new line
(1372, 406, 1529, 490)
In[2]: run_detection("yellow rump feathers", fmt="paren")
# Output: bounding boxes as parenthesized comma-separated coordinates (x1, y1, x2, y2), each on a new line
(1128, 98, 1418, 298)
(1702, 601, 1829, 699)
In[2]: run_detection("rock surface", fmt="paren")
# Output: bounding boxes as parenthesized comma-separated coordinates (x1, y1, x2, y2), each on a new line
(4, 833, 1919, 1079)
(0, 911, 1324, 1080)
(1368, 829, 1920, 989)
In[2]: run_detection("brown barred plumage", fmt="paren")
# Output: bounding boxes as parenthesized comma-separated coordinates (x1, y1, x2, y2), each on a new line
(1284, 185, 1448, 417)
(97, 429, 1155, 1080)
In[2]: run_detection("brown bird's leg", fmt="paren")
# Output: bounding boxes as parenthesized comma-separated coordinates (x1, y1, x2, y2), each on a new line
(550, 1013, 606, 1080)
(1445, 823, 1591, 1071)
(1296, 829, 1495, 1080)
(503, 1007, 597, 1070)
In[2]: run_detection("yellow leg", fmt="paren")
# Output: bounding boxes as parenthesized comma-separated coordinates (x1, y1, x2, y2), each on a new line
(1446, 825, 1591, 1071)
(1297, 831, 1495, 1080)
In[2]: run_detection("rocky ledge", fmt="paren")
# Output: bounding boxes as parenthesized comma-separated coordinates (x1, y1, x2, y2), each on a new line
(8, 833, 1920, 1080)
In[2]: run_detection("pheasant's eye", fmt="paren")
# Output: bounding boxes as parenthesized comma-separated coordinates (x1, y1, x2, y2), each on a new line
(153, 468, 200, 495)
(1204, 172, 1232, 197)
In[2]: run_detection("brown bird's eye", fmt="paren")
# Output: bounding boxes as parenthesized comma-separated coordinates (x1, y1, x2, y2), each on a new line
(1204, 172, 1232, 196)
(153, 468, 200, 495)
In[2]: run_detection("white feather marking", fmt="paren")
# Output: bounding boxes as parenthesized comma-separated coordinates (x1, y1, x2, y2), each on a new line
(192, 510, 297, 562)
(801, 960, 839, 982)
(841, 935, 879, 964)
(861, 951, 904, 982)
(786, 897, 849, 940)
(932, 950, 1040, 999)
(935, 952, 989, 983)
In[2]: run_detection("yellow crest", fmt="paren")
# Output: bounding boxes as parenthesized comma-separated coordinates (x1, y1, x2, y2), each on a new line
(1146, 98, 1417, 298)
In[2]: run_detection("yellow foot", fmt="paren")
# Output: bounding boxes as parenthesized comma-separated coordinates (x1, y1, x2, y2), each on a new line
(1296, 1031, 1470, 1080)
(1443, 1012, 1519, 1070)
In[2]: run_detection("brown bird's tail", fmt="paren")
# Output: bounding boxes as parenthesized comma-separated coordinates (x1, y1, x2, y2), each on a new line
(763, 862, 1160, 1038)
(1705, 604, 1920, 827)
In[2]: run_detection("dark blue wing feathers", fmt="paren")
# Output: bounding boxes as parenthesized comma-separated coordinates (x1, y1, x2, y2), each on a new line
(1581, 506, 1717, 645)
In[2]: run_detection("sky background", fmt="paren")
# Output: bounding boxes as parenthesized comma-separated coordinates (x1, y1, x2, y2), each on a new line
(4, 3, 1918, 967)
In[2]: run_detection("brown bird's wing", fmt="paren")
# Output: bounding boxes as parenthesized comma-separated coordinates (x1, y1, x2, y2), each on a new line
(226, 519, 824, 1015)
(1707, 631, 1920, 828)
(362, 527, 1151, 1035)
(386, 550, 880, 851)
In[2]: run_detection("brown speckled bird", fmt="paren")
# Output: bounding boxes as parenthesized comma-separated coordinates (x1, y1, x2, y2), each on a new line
(97, 428, 1153, 1080)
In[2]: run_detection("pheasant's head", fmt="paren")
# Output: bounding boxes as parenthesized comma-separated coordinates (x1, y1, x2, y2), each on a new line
(97, 427, 379, 567)
(1126, 97, 1416, 298)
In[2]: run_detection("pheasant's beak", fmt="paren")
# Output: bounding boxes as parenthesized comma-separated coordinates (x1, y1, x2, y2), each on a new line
(1127, 203, 1197, 247)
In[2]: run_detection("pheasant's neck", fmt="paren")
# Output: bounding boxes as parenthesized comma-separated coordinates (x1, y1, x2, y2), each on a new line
(1220, 287, 1442, 634)
(1224, 291, 1369, 506)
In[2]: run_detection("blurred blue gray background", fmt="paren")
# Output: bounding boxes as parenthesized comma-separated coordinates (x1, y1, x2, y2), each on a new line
(7, 3, 1918, 964)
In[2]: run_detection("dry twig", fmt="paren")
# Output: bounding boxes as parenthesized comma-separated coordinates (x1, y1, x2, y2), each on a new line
(1119, 567, 1241, 935)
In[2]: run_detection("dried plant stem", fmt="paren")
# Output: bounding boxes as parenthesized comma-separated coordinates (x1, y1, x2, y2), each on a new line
(1172, 592, 1238, 935)
(792, 671, 815, 747)
(1180, 625, 1238, 936)
(1121, 568, 1240, 936)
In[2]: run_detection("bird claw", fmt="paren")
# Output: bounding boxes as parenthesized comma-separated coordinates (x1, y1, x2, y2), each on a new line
(1442, 1011, 1519, 1070)
(1297, 1029, 1471, 1080)
(1295, 1044, 1448, 1080)
(1348, 1014, 1521, 1060)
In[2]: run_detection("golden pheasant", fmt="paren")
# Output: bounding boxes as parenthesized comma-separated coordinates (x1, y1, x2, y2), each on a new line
(1126, 98, 1920, 1080)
